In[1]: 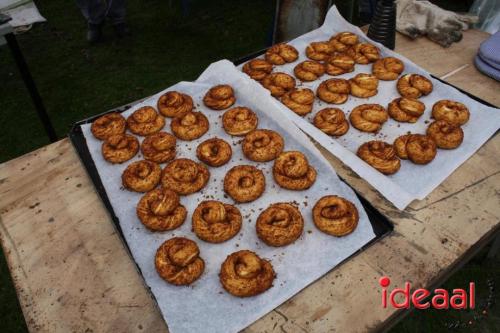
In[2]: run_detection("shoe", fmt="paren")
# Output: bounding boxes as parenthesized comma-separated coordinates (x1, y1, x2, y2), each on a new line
(113, 23, 131, 38)
(87, 23, 103, 43)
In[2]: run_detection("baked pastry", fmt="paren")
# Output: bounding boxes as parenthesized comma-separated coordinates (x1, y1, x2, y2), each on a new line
(388, 97, 425, 123)
(426, 120, 464, 149)
(192, 200, 242, 243)
(219, 250, 275, 297)
(316, 78, 350, 104)
(394, 134, 437, 164)
(397, 74, 433, 98)
(161, 158, 210, 195)
(261, 72, 296, 97)
(432, 100, 470, 126)
(157, 91, 193, 118)
(91, 112, 126, 140)
(325, 53, 355, 76)
(196, 137, 232, 167)
(102, 134, 139, 164)
(329, 31, 359, 52)
(273, 151, 317, 190)
(141, 131, 177, 163)
(372, 57, 404, 80)
(346, 43, 380, 64)
(293, 60, 325, 81)
(242, 129, 284, 162)
(155, 237, 204, 286)
(242, 59, 273, 81)
(224, 165, 265, 203)
(305, 41, 335, 61)
(313, 195, 358, 237)
(137, 188, 187, 231)
(280, 88, 315, 116)
(122, 160, 161, 192)
(313, 108, 350, 137)
(357, 141, 401, 175)
(170, 111, 209, 141)
(349, 104, 388, 133)
(256, 203, 304, 247)
(127, 106, 165, 136)
(349, 73, 379, 98)
(203, 84, 236, 110)
(222, 107, 258, 136)
(265, 43, 299, 65)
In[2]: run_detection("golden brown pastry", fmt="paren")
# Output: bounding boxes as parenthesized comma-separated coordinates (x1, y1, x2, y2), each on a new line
(280, 88, 315, 116)
(349, 73, 379, 98)
(91, 112, 126, 140)
(127, 106, 165, 136)
(316, 78, 350, 104)
(397, 74, 433, 98)
(388, 97, 425, 123)
(192, 200, 242, 243)
(357, 141, 401, 175)
(170, 111, 209, 141)
(306, 41, 335, 61)
(155, 237, 204, 286)
(261, 72, 296, 97)
(273, 151, 317, 190)
(372, 57, 404, 80)
(222, 107, 258, 136)
(157, 91, 193, 118)
(242, 59, 273, 81)
(346, 43, 380, 64)
(256, 203, 304, 247)
(196, 138, 232, 167)
(313, 195, 358, 237)
(313, 108, 350, 137)
(141, 131, 177, 163)
(325, 53, 355, 76)
(219, 250, 275, 297)
(203, 84, 236, 110)
(329, 31, 359, 52)
(349, 104, 388, 133)
(293, 60, 325, 81)
(242, 129, 284, 162)
(161, 158, 210, 195)
(224, 165, 265, 203)
(137, 188, 187, 231)
(102, 134, 139, 164)
(426, 120, 464, 149)
(394, 134, 437, 164)
(122, 160, 161, 192)
(432, 100, 470, 126)
(265, 43, 299, 65)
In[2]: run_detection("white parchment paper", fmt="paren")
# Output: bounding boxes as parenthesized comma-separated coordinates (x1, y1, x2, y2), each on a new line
(81, 60, 375, 333)
(238, 6, 500, 210)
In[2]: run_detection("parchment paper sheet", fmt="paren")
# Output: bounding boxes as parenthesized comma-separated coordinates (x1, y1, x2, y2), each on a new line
(81, 60, 375, 333)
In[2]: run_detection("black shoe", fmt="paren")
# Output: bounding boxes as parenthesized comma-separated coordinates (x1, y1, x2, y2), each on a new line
(113, 23, 131, 38)
(87, 23, 103, 43)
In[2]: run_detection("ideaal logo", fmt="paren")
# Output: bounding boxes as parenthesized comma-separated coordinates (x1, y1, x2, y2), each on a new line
(380, 276, 475, 309)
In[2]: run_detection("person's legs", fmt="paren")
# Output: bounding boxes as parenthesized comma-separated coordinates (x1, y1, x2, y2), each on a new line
(76, 0, 107, 42)
(106, 0, 130, 37)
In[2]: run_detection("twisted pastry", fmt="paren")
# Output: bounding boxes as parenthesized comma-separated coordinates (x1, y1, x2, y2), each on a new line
(170, 111, 209, 141)
(265, 43, 299, 65)
(222, 107, 258, 136)
(157, 91, 193, 118)
(102, 134, 139, 164)
(372, 57, 404, 81)
(357, 141, 401, 175)
(126, 106, 165, 136)
(305, 41, 335, 61)
(397, 74, 433, 98)
(196, 138, 232, 167)
(161, 158, 210, 195)
(122, 160, 161, 192)
(325, 53, 355, 76)
(349, 73, 379, 98)
(203, 84, 236, 110)
(273, 151, 317, 190)
(388, 97, 425, 123)
(313, 108, 350, 137)
(242, 129, 284, 162)
(256, 203, 304, 247)
(137, 188, 187, 231)
(91, 112, 126, 140)
(316, 78, 350, 104)
(155, 237, 204, 286)
(293, 60, 325, 82)
(426, 120, 464, 149)
(313, 195, 359, 237)
(432, 100, 470, 126)
(394, 134, 437, 164)
(242, 59, 273, 81)
(349, 104, 388, 133)
(192, 201, 242, 243)
(219, 250, 275, 297)
(141, 131, 177, 163)
(261, 72, 296, 97)
(346, 43, 380, 64)
(280, 88, 315, 116)
(224, 165, 265, 203)
(329, 31, 359, 52)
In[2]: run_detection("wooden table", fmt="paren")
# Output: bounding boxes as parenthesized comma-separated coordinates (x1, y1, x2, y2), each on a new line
(1, 30, 499, 333)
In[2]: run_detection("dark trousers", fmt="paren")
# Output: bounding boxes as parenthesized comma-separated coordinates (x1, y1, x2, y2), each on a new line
(76, 0, 126, 25)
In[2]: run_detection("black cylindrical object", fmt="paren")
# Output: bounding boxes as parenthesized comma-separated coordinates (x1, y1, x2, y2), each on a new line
(367, 0, 396, 50)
